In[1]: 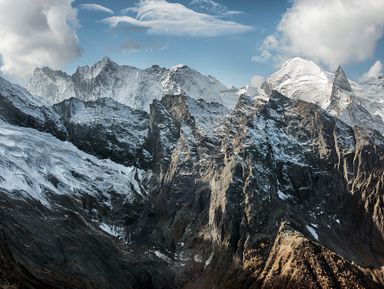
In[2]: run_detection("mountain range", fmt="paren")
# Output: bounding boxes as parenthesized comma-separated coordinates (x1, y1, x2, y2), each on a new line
(1, 57, 384, 289)
(28, 57, 239, 112)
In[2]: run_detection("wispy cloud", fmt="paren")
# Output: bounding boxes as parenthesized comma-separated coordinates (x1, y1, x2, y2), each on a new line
(252, 35, 279, 63)
(108, 40, 141, 52)
(79, 3, 113, 14)
(103, 0, 251, 37)
(253, 0, 384, 69)
(119, 40, 141, 52)
(108, 40, 169, 53)
(189, 0, 244, 17)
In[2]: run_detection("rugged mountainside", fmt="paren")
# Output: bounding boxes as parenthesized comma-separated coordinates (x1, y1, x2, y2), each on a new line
(1, 58, 384, 288)
(262, 57, 384, 134)
(28, 57, 239, 111)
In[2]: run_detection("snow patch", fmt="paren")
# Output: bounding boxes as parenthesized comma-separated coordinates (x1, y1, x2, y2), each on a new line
(277, 190, 289, 200)
(205, 252, 214, 268)
(154, 251, 172, 263)
(99, 223, 120, 237)
(306, 225, 319, 240)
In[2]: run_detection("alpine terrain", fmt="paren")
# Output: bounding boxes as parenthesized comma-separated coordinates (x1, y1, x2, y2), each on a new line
(1, 57, 384, 289)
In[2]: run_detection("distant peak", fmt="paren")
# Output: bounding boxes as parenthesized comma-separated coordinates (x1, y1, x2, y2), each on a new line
(96, 56, 116, 67)
(100, 56, 111, 63)
(334, 66, 352, 91)
(32, 66, 69, 79)
(171, 64, 188, 71)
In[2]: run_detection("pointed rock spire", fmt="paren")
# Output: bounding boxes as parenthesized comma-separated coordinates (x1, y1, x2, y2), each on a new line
(334, 66, 352, 91)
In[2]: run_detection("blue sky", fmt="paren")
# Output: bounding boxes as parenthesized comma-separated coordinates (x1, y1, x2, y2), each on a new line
(69, 0, 289, 87)
(0, 0, 383, 86)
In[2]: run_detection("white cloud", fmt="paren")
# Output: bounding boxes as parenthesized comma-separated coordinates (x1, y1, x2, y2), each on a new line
(362, 60, 383, 79)
(79, 3, 114, 14)
(252, 35, 279, 63)
(105, 0, 251, 37)
(255, 0, 384, 69)
(0, 0, 80, 80)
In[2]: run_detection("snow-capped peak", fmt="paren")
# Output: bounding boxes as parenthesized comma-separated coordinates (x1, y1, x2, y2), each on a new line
(263, 57, 333, 109)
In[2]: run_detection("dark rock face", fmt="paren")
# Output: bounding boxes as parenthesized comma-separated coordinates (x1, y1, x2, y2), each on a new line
(0, 193, 174, 289)
(53, 97, 150, 168)
(0, 76, 68, 140)
(334, 66, 353, 92)
(2, 80, 384, 289)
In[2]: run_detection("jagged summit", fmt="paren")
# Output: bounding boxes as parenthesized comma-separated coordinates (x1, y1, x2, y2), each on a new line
(28, 57, 239, 111)
(334, 66, 353, 91)
(74, 56, 119, 80)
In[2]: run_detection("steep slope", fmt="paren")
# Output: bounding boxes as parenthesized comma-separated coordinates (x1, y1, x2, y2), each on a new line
(184, 92, 384, 288)
(0, 121, 175, 289)
(356, 75, 384, 120)
(134, 91, 384, 288)
(0, 120, 146, 207)
(256, 223, 381, 289)
(262, 57, 384, 134)
(29, 57, 239, 111)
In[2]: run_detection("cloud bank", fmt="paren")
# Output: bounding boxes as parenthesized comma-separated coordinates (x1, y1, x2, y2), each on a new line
(254, 0, 384, 69)
(79, 4, 114, 14)
(104, 0, 251, 37)
(0, 0, 80, 79)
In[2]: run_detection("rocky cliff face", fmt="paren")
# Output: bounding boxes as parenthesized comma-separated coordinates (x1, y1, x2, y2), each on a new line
(1, 59, 384, 288)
